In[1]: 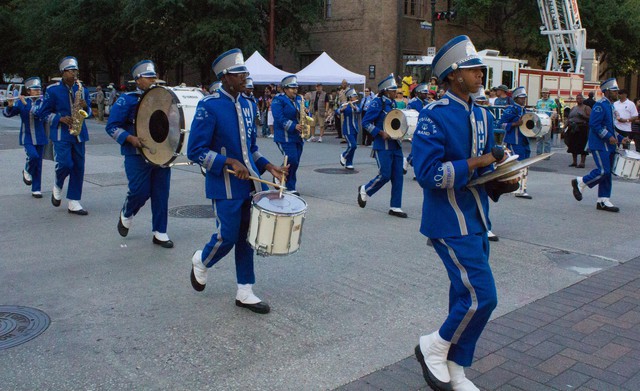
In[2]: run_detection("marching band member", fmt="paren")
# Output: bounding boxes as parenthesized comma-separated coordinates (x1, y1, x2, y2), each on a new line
(412, 35, 518, 391)
(498, 86, 533, 199)
(106, 60, 173, 248)
(187, 49, 287, 314)
(339, 88, 360, 169)
(571, 78, 630, 212)
(271, 74, 304, 195)
(357, 74, 407, 218)
(37, 56, 91, 215)
(3, 77, 46, 198)
(405, 83, 431, 172)
(242, 77, 261, 126)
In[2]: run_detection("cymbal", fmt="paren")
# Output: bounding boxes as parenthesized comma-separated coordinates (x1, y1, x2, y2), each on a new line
(468, 153, 553, 186)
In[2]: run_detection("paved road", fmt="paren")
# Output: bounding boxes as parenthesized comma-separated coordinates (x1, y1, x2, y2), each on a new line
(1, 116, 638, 390)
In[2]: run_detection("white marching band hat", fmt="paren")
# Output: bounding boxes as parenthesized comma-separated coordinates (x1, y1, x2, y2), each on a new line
(600, 78, 619, 92)
(209, 81, 222, 94)
(377, 74, 397, 91)
(245, 77, 254, 89)
(131, 60, 157, 80)
(432, 35, 485, 81)
(281, 75, 298, 88)
(414, 83, 429, 94)
(512, 86, 527, 98)
(345, 88, 357, 98)
(59, 56, 79, 72)
(24, 77, 42, 90)
(212, 48, 248, 79)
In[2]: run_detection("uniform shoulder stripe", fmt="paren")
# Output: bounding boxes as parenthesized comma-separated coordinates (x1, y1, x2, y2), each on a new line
(426, 98, 449, 110)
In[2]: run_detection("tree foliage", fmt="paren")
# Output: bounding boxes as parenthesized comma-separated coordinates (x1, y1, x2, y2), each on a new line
(453, 0, 640, 77)
(0, 0, 321, 85)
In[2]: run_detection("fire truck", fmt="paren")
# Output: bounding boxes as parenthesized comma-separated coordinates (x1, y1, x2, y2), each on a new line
(405, 0, 600, 106)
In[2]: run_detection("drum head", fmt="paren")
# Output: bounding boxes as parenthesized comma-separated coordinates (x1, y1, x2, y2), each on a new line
(135, 86, 186, 166)
(252, 190, 307, 216)
(383, 109, 408, 140)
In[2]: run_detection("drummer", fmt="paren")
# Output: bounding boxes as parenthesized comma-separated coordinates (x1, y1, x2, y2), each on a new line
(405, 83, 431, 174)
(339, 88, 360, 169)
(187, 48, 287, 314)
(106, 60, 174, 248)
(571, 78, 630, 212)
(497, 86, 533, 199)
(358, 74, 407, 218)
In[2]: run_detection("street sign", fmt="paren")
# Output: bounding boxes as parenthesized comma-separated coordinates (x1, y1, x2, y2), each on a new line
(427, 47, 436, 56)
(420, 21, 432, 30)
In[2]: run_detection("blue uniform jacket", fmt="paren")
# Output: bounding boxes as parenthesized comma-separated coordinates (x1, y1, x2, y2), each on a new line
(362, 95, 401, 151)
(271, 93, 302, 143)
(37, 81, 92, 142)
(498, 103, 528, 146)
(187, 88, 269, 200)
(412, 91, 495, 239)
(340, 102, 360, 136)
(588, 97, 623, 152)
(3, 98, 48, 145)
(408, 97, 426, 112)
(105, 91, 142, 155)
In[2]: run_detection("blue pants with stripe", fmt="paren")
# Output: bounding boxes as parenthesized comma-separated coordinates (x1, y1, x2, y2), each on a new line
(24, 144, 45, 192)
(53, 140, 85, 200)
(122, 154, 171, 233)
(432, 233, 497, 367)
(363, 149, 404, 208)
(341, 132, 358, 166)
(201, 198, 255, 285)
(582, 150, 614, 198)
(277, 142, 303, 191)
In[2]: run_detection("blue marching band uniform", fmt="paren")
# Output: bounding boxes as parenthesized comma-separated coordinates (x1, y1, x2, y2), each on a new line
(412, 35, 518, 391)
(3, 77, 47, 197)
(358, 74, 407, 218)
(271, 74, 303, 194)
(339, 88, 360, 169)
(36, 56, 91, 215)
(406, 83, 430, 168)
(188, 48, 275, 314)
(106, 60, 173, 247)
(572, 78, 626, 212)
(497, 86, 532, 198)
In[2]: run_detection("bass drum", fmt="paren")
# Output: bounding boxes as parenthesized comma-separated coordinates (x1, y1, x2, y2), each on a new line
(135, 86, 204, 167)
(519, 112, 551, 138)
(403, 109, 419, 140)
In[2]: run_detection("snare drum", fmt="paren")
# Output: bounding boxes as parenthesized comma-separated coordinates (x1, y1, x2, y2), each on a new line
(135, 86, 204, 167)
(519, 112, 551, 138)
(613, 150, 640, 180)
(247, 191, 307, 256)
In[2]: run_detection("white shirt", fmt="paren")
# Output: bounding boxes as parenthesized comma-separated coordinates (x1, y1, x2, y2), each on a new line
(613, 98, 638, 132)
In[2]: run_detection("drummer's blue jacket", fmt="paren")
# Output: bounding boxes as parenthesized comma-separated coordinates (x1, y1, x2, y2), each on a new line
(412, 91, 495, 239)
(187, 88, 269, 200)
(498, 103, 528, 146)
(105, 91, 143, 155)
(588, 97, 623, 152)
(362, 95, 402, 151)
(408, 97, 427, 112)
(271, 93, 303, 144)
(36, 81, 91, 142)
(3, 98, 48, 146)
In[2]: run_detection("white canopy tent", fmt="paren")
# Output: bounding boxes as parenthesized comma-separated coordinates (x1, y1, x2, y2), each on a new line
(295, 52, 366, 86)
(244, 51, 291, 85)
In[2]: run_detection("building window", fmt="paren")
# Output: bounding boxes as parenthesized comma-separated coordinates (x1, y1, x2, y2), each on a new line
(404, 0, 426, 18)
(323, 0, 332, 19)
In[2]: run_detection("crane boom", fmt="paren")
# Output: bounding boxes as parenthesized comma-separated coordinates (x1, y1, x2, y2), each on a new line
(537, 0, 587, 73)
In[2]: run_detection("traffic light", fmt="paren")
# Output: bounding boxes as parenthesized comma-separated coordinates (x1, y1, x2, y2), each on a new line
(434, 10, 456, 21)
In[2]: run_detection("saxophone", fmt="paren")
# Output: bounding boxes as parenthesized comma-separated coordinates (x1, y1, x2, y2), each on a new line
(298, 95, 315, 140)
(69, 79, 89, 136)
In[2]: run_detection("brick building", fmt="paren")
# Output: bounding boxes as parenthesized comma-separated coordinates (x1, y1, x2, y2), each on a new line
(275, 0, 491, 89)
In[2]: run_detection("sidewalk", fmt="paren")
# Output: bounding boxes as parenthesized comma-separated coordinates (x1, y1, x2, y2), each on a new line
(336, 256, 640, 391)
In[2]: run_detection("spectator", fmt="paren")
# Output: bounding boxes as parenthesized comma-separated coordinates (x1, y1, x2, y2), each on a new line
(401, 72, 413, 98)
(632, 99, 640, 152)
(395, 91, 408, 109)
(95, 86, 105, 121)
(488, 88, 497, 105)
(493, 85, 511, 106)
(308, 83, 329, 143)
(565, 93, 591, 167)
(583, 91, 596, 108)
(613, 89, 638, 150)
(535, 88, 557, 156)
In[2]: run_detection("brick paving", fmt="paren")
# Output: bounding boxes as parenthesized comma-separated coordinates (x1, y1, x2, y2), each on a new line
(335, 257, 640, 391)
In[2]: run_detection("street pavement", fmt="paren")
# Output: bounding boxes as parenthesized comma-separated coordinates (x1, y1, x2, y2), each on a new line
(0, 115, 639, 390)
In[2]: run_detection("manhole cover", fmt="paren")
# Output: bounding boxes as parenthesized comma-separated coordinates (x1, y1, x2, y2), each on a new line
(0, 306, 50, 350)
(84, 173, 129, 187)
(169, 205, 214, 218)
(314, 168, 360, 174)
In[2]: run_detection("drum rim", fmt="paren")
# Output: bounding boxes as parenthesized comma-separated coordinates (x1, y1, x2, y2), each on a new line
(384, 108, 409, 140)
(134, 85, 187, 167)
(251, 190, 308, 216)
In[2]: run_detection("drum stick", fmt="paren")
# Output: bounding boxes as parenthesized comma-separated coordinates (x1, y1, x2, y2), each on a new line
(226, 169, 286, 190)
(280, 155, 288, 198)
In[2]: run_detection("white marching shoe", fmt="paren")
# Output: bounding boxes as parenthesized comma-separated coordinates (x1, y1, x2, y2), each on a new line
(416, 331, 453, 391)
(235, 284, 270, 314)
(448, 361, 479, 391)
(190, 250, 207, 291)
